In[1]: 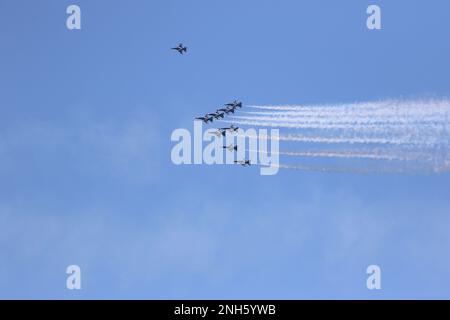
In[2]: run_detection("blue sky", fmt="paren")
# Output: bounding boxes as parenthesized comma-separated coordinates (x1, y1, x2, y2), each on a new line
(1, 0, 450, 299)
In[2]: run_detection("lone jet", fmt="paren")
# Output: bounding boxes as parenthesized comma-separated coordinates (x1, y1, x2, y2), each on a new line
(223, 144, 238, 152)
(171, 43, 187, 54)
(234, 159, 251, 166)
(208, 112, 225, 120)
(225, 100, 243, 109)
(195, 114, 213, 124)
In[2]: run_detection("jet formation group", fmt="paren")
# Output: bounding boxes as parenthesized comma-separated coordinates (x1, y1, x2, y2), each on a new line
(195, 100, 242, 124)
(172, 44, 250, 167)
(195, 100, 251, 167)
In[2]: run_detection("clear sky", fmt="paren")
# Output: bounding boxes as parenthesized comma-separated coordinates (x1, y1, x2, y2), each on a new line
(0, 0, 450, 299)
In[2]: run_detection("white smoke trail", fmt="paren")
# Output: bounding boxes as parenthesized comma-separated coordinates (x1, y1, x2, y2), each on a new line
(248, 98, 450, 114)
(273, 163, 398, 174)
(222, 119, 448, 145)
(248, 149, 428, 161)
(237, 113, 445, 124)
(237, 133, 419, 145)
(245, 99, 450, 127)
(238, 99, 450, 173)
(229, 115, 444, 127)
(233, 99, 450, 128)
(272, 163, 441, 174)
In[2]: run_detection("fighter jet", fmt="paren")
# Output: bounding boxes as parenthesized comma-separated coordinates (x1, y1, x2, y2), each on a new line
(234, 159, 251, 166)
(222, 102, 241, 114)
(225, 100, 243, 109)
(223, 144, 238, 152)
(223, 125, 239, 133)
(171, 43, 187, 54)
(195, 114, 213, 124)
(217, 106, 235, 114)
(210, 128, 227, 137)
(208, 112, 225, 120)
(210, 125, 239, 137)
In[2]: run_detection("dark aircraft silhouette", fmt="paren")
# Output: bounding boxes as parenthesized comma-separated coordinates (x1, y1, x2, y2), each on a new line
(211, 128, 227, 137)
(208, 112, 225, 120)
(217, 106, 238, 114)
(225, 100, 243, 108)
(210, 125, 239, 137)
(223, 125, 239, 133)
(235, 159, 251, 166)
(223, 144, 238, 152)
(195, 114, 213, 123)
(217, 107, 234, 114)
(211, 125, 239, 137)
(171, 43, 187, 54)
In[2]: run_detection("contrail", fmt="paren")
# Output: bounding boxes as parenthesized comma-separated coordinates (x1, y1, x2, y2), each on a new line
(244, 99, 450, 126)
(247, 98, 450, 114)
(248, 149, 429, 161)
(237, 133, 422, 145)
(236, 98, 450, 174)
(237, 113, 445, 124)
(222, 119, 448, 144)
(228, 115, 444, 127)
(272, 163, 444, 174)
(274, 163, 403, 174)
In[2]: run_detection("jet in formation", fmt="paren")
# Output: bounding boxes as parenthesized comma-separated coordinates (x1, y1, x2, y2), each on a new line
(210, 125, 240, 137)
(195, 114, 214, 124)
(224, 125, 239, 133)
(208, 111, 225, 120)
(172, 43, 187, 54)
(194, 101, 249, 168)
(225, 100, 243, 109)
(234, 160, 251, 166)
(194, 101, 243, 124)
(223, 144, 238, 152)
(217, 105, 237, 114)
